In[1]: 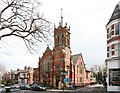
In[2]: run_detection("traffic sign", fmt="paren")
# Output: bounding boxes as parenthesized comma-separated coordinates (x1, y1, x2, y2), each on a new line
(63, 71, 68, 75)
(64, 78, 71, 83)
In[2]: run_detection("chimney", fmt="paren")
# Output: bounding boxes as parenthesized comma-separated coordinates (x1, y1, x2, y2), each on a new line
(24, 66, 27, 70)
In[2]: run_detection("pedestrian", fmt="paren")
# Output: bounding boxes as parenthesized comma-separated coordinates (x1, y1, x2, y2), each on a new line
(104, 82, 107, 88)
(70, 83, 75, 89)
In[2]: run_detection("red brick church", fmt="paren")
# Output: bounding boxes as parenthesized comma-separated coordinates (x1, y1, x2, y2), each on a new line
(38, 13, 90, 88)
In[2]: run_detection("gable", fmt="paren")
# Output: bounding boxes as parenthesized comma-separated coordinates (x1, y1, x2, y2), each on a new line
(72, 53, 86, 70)
(72, 54, 80, 66)
(39, 47, 52, 64)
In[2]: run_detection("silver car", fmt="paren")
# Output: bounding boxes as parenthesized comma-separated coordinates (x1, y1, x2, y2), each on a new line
(0, 84, 6, 92)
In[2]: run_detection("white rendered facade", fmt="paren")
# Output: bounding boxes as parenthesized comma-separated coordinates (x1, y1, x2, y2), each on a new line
(106, 2, 120, 91)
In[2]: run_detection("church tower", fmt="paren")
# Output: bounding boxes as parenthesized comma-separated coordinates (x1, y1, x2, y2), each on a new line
(52, 9, 72, 88)
(54, 11, 70, 48)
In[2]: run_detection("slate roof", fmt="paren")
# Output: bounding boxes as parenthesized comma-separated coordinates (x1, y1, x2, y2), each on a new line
(72, 54, 80, 66)
(108, 1, 120, 24)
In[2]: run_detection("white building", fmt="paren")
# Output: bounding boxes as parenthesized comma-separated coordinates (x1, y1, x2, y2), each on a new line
(106, 1, 120, 92)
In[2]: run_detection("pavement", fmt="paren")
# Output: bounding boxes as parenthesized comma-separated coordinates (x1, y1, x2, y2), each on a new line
(3, 84, 120, 93)
(46, 84, 120, 93)
(46, 84, 107, 93)
(47, 89, 75, 92)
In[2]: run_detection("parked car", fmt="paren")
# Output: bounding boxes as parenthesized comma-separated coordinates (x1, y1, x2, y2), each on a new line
(0, 84, 6, 92)
(31, 84, 46, 91)
(10, 84, 21, 92)
(11, 84, 21, 89)
(20, 84, 31, 90)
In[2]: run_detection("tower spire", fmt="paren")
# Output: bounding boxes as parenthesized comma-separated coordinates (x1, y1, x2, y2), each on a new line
(60, 8, 63, 27)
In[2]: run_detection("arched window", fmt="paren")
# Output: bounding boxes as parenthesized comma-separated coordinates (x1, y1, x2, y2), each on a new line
(79, 64, 83, 74)
(77, 65, 78, 74)
(62, 34, 64, 45)
(44, 57, 52, 73)
(58, 36, 60, 44)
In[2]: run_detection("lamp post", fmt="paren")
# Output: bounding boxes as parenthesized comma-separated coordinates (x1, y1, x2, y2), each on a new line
(60, 59, 65, 91)
(61, 48, 66, 91)
(28, 73, 31, 85)
(62, 59, 65, 85)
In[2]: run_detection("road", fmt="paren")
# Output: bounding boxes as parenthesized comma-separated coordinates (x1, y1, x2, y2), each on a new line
(77, 84, 107, 93)
(4, 84, 108, 93)
(78, 84, 106, 91)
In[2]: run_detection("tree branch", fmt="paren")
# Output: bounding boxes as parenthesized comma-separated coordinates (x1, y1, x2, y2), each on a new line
(0, 0, 52, 52)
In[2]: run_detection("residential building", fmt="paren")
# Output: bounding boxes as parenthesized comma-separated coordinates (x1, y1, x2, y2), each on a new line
(33, 68, 39, 84)
(2, 72, 11, 81)
(10, 66, 34, 85)
(106, 1, 120, 91)
(38, 12, 90, 88)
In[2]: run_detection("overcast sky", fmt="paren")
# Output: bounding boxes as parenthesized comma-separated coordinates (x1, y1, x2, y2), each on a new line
(0, 0, 120, 71)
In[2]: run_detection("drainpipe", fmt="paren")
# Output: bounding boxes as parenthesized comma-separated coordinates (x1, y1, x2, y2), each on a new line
(73, 66, 75, 84)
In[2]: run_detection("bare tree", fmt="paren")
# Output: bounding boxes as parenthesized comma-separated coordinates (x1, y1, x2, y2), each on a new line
(90, 64, 107, 83)
(0, 64, 6, 81)
(0, 0, 51, 52)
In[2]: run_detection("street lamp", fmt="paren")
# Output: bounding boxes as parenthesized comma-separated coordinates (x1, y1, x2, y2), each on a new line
(27, 74, 29, 84)
(61, 48, 66, 90)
